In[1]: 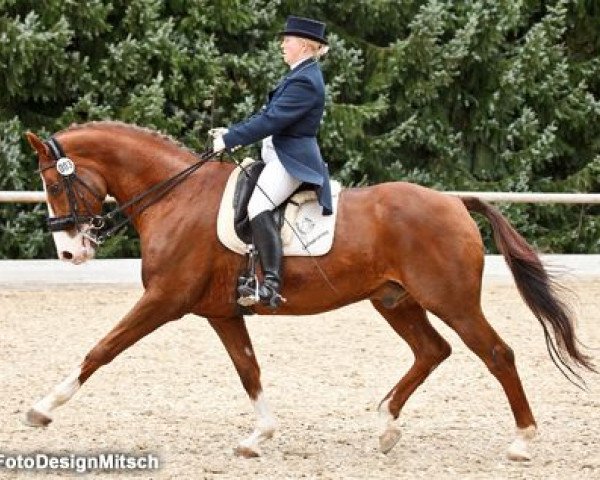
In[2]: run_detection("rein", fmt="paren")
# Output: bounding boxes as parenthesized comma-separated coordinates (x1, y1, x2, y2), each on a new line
(39, 135, 339, 296)
(94, 148, 217, 243)
(40, 136, 217, 244)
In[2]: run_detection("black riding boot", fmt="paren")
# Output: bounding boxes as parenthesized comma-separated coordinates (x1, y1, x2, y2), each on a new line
(250, 211, 285, 308)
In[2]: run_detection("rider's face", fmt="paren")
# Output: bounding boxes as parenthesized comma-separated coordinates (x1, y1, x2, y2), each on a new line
(281, 36, 307, 67)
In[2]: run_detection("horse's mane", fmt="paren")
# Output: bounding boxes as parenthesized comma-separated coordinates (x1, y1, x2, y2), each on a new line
(61, 121, 195, 154)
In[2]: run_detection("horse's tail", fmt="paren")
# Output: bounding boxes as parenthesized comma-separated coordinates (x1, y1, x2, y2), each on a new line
(462, 196, 596, 384)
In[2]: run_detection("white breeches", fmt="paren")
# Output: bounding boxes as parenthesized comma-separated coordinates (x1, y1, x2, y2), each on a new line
(248, 137, 302, 220)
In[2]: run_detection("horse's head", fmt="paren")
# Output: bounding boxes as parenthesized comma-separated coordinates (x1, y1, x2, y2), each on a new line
(26, 131, 108, 264)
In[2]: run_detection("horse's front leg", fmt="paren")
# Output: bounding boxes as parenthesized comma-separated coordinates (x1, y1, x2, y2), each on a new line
(25, 289, 187, 426)
(208, 316, 277, 458)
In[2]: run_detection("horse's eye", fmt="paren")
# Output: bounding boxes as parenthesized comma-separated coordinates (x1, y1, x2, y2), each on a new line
(48, 183, 62, 196)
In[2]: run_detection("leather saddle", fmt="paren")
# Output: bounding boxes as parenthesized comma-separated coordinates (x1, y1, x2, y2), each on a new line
(233, 161, 309, 245)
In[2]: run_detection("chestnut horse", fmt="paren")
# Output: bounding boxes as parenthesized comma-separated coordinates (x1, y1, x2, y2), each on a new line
(24, 122, 593, 460)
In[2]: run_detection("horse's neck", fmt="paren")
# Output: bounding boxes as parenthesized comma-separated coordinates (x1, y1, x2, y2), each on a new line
(89, 133, 197, 206)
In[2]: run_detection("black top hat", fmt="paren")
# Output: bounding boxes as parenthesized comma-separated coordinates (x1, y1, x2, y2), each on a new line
(280, 15, 327, 45)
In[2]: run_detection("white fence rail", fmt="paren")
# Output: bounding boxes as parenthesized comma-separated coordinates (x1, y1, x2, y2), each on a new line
(1, 191, 599, 204)
(0, 191, 116, 203)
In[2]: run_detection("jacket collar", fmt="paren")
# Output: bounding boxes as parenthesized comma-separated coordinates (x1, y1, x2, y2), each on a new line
(290, 56, 314, 71)
(267, 58, 317, 101)
(289, 57, 316, 74)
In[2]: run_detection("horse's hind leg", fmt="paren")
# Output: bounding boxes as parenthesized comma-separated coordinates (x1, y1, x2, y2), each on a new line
(371, 297, 452, 454)
(24, 289, 186, 427)
(437, 305, 537, 461)
(207, 316, 276, 458)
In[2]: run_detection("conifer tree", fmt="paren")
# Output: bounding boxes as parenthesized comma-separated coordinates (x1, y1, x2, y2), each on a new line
(1, 1, 598, 257)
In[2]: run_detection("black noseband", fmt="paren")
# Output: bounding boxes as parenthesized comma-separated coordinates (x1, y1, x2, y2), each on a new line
(46, 215, 77, 232)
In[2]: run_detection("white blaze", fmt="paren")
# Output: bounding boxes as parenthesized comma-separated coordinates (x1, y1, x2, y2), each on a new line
(41, 177, 96, 264)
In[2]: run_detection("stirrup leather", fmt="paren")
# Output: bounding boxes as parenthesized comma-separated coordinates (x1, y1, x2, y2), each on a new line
(237, 245, 260, 306)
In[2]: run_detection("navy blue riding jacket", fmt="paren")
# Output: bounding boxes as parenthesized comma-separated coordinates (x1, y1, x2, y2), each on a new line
(223, 58, 333, 215)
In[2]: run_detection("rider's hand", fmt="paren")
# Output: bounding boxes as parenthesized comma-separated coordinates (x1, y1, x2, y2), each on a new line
(209, 127, 229, 139)
(213, 134, 225, 153)
(209, 127, 228, 153)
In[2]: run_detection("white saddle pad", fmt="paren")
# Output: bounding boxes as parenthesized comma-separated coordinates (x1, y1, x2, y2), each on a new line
(217, 159, 342, 256)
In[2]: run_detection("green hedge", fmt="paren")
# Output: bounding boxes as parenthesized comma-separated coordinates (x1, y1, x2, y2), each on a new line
(1, 0, 598, 258)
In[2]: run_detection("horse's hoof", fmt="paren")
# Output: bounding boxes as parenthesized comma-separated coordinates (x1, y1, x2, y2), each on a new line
(506, 439, 531, 461)
(234, 445, 260, 458)
(23, 408, 52, 427)
(379, 427, 401, 454)
(507, 426, 535, 461)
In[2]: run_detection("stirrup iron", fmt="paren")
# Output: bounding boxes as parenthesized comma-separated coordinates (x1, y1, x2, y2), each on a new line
(237, 246, 260, 306)
(237, 276, 260, 306)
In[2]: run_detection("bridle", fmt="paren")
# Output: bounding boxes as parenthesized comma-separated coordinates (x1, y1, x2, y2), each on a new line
(38, 137, 107, 237)
(38, 136, 217, 244)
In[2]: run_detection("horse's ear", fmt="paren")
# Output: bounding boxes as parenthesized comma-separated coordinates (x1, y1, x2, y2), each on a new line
(25, 131, 49, 157)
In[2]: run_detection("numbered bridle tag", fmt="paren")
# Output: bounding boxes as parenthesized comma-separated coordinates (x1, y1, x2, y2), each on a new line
(56, 157, 75, 176)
